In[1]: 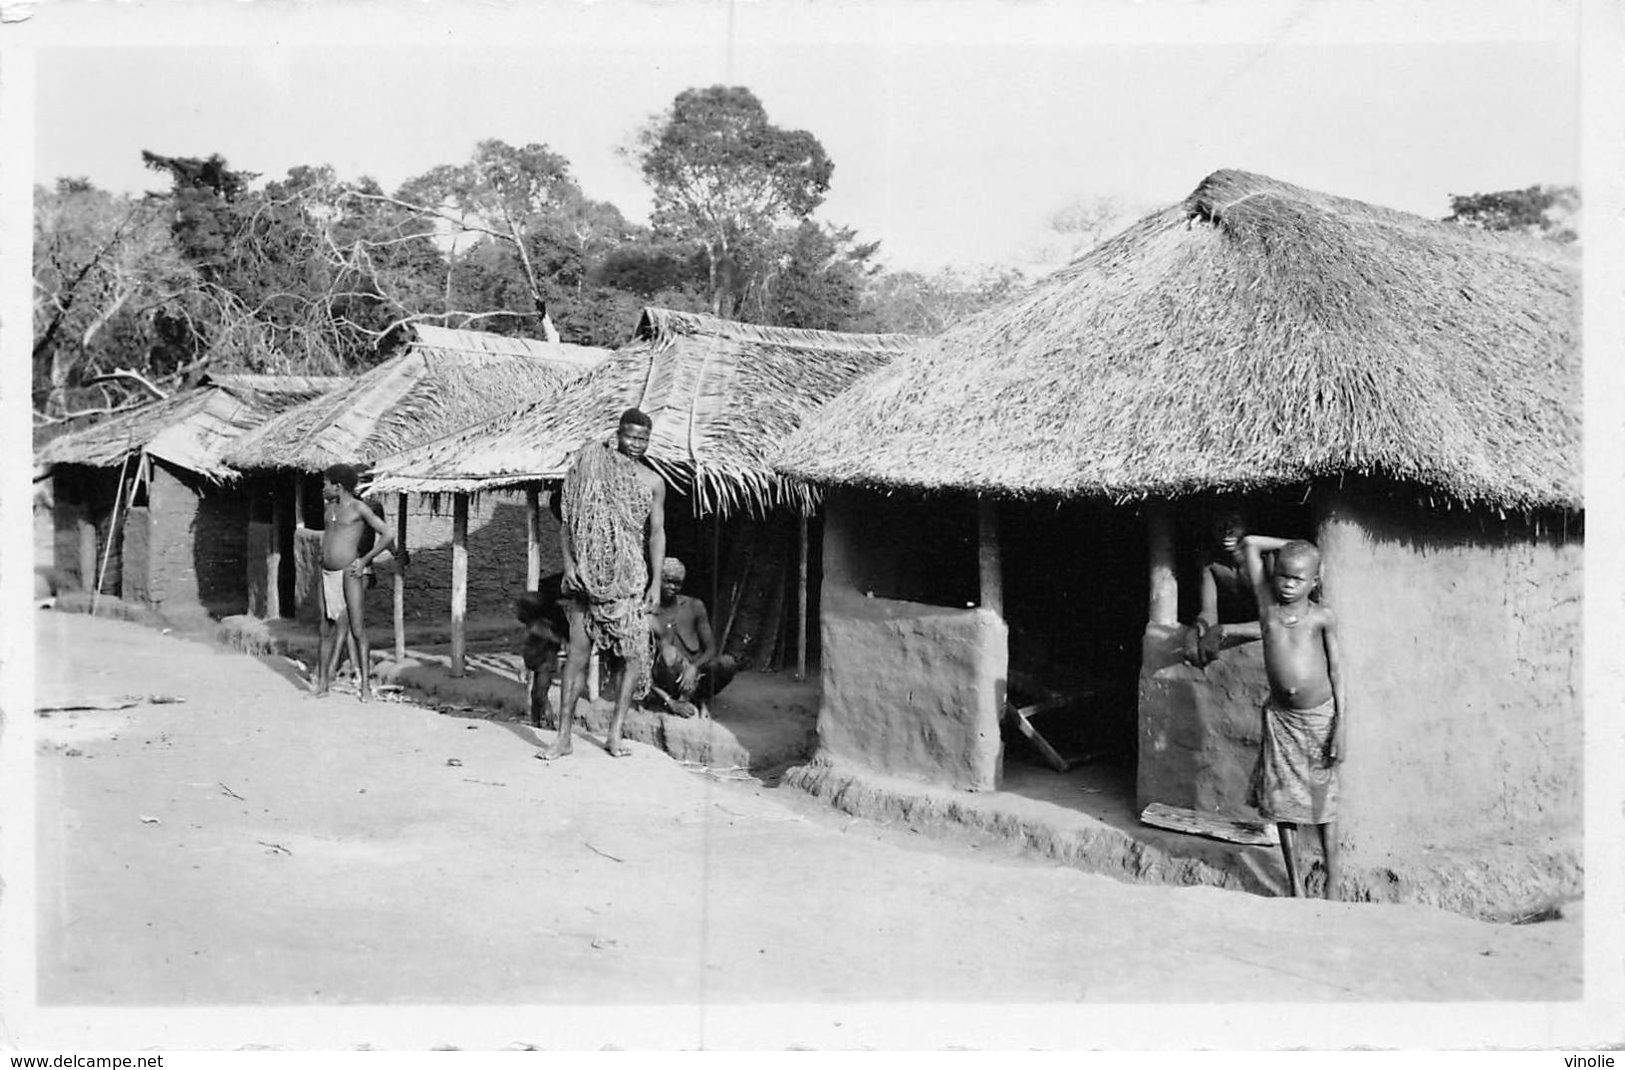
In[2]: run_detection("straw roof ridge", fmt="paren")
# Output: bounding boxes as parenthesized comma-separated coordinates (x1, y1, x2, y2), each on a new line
(368, 306, 916, 515)
(35, 373, 345, 479)
(222, 324, 611, 472)
(773, 169, 1579, 513)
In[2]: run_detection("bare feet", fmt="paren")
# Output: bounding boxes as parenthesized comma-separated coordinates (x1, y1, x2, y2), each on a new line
(537, 740, 574, 761)
(605, 738, 632, 758)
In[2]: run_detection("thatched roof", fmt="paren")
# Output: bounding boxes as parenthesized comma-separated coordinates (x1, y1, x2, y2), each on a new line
(367, 308, 914, 514)
(35, 374, 343, 481)
(774, 170, 1580, 513)
(223, 324, 609, 472)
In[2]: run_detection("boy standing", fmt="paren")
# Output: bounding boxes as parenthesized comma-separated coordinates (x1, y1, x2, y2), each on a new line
(1240, 535, 1347, 899)
(316, 463, 395, 701)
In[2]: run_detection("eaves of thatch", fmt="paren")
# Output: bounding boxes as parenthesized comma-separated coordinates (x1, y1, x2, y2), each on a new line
(34, 374, 345, 482)
(367, 308, 915, 516)
(221, 324, 610, 473)
(773, 169, 1580, 514)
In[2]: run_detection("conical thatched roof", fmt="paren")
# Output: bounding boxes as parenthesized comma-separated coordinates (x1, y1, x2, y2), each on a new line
(35, 374, 344, 482)
(222, 324, 609, 472)
(367, 308, 914, 515)
(774, 170, 1580, 512)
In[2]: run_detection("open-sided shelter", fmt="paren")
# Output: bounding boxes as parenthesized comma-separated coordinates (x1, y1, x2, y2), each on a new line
(221, 324, 609, 653)
(368, 307, 914, 675)
(774, 170, 1580, 916)
(36, 373, 343, 619)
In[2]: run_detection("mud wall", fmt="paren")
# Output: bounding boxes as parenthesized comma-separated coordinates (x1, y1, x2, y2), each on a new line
(1317, 493, 1582, 863)
(1137, 625, 1270, 818)
(816, 490, 1005, 791)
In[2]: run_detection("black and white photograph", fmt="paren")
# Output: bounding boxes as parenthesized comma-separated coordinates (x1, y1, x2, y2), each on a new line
(2, 0, 1621, 1056)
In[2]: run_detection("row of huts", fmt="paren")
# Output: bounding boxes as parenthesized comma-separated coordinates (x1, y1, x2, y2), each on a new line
(36, 170, 1581, 917)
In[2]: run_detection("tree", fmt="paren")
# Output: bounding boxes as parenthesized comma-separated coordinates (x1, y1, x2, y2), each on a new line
(856, 264, 1028, 336)
(630, 86, 834, 315)
(740, 220, 880, 331)
(1444, 185, 1579, 243)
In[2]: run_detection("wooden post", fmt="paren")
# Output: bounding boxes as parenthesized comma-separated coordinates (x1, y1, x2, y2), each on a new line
(267, 487, 284, 619)
(1148, 502, 1178, 626)
(77, 516, 98, 597)
(795, 512, 809, 681)
(293, 472, 306, 529)
(977, 497, 1003, 618)
(525, 487, 542, 591)
(393, 492, 408, 663)
(450, 492, 468, 676)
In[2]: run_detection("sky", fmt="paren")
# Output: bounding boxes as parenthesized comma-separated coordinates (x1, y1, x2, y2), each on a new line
(20, 0, 1580, 273)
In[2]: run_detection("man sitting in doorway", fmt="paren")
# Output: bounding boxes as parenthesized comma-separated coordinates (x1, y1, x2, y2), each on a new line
(1186, 510, 1262, 668)
(648, 556, 737, 719)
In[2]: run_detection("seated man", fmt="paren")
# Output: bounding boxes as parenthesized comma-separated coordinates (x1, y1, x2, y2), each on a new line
(1186, 510, 1262, 668)
(648, 556, 737, 718)
(516, 572, 569, 729)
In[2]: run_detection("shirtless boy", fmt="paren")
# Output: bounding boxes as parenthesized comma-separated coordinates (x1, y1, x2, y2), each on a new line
(1240, 535, 1347, 899)
(649, 556, 737, 719)
(1187, 511, 1261, 667)
(316, 463, 395, 701)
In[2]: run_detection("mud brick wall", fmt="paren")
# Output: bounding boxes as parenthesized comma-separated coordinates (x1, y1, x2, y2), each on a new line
(1316, 492, 1582, 859)
(816, 489, 1005, 791)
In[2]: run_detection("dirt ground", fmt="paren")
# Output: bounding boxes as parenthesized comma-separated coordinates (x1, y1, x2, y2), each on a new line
(24, 608, 1587, 1045)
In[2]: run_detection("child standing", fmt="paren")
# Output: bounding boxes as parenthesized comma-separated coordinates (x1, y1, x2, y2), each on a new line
(1240, 535, 1348, 899)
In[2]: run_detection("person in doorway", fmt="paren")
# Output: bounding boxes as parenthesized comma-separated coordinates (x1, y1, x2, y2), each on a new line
(648, 556, 737, 719)
(315, 463, 395, 701)
(539, 408, 666, 760)
(1186, 510, 1262, 667)
(1240, 534, 1348, 900)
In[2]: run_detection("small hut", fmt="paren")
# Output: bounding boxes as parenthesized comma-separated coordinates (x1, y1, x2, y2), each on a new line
(35, 373, 343, 618)
(221, 324, 609, 648)
(367, 307, 914, 676)
(774, 170, 1580, 914)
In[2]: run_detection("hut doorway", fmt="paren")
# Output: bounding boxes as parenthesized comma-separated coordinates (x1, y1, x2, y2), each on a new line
(997, 499, 1147, 773)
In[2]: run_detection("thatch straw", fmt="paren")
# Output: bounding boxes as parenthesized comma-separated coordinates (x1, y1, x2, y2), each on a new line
(774, 170, 1579, 512)
(222, 325, 609, 472)
(367, 308, 914, 516)
(35, 374, 343, 481)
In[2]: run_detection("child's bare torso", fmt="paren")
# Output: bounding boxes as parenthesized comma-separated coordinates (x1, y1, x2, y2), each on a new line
(321, 499, 368, 571)
(1260, 601, 1334, 708)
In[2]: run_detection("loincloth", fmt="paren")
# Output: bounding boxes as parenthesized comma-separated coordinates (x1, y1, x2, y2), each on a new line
(322, 568, 347, 622)
(1248, 695, 1339, 824)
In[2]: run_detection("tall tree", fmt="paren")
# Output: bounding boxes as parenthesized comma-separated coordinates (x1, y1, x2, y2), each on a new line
(1444, 184, 1579, 243)
(630, 86, 834, 315)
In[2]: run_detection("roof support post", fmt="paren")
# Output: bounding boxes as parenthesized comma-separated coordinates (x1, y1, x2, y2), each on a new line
(978, 496, 1003, 618)
(267, 486, 284, 619)
(293, 471, 307, 529)
(450, 492, 468, 677)
(393, 492, 408, 663)
(1148, 502, 1178, 626)
(526, 487, 542, 592)
(795, 511, 810, 681)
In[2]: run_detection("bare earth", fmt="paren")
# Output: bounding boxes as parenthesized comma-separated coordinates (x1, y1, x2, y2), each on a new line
(32, 611, 1580, 1020)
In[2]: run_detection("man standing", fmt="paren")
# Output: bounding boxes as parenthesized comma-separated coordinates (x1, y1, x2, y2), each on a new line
(649, 556, 737, 719)
(540, 408, 666, 759)
(315, 463, 394, 700)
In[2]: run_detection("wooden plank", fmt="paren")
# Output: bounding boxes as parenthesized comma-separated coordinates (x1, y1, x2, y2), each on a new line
(1008, 705, 1069, 772)
(393, 492, 408, 663)
(267, 489, 284, 619)
(450, 491, 468, 677)
(977, 497, 1002, 617)
(293, 472, 306, 529)
(1139, 802, 1279, 847)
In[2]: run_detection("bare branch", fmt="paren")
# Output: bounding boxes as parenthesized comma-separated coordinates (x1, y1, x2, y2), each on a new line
(86, 368, 171, 400)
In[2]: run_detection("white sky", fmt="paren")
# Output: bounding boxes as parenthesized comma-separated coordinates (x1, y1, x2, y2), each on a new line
(21, 0, 1579, 273)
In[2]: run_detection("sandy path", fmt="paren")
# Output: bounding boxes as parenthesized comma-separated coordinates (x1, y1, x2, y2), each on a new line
(33, 611, 1579, 1010)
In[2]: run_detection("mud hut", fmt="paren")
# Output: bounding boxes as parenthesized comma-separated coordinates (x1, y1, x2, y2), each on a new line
(368, 307, 914, 676)
(221, 324, 609, 651)
(773, 170, 1580, 916)
(35, 373, 343, 619)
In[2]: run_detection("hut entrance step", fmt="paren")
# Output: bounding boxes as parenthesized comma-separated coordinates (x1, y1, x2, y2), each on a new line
(1003, 671, 1099, 773)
